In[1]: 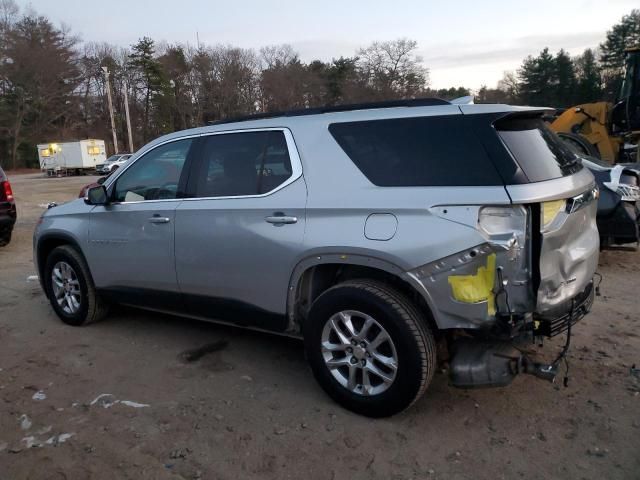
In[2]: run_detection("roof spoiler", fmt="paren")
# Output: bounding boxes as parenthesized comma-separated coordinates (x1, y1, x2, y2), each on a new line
(450, 95, 475, 105)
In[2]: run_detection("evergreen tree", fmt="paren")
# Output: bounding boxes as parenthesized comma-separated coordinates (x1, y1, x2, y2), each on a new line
(128, 37, 166, 142)
(553, 49, 577, 107)
(600, 9, 640, 99)
(574, 49, 602, 104)
(518, 48, 556, 106)
(0, 13, 80, 168)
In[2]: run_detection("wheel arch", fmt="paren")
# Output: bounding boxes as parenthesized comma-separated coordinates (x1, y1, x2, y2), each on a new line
(287, 253, 440, 335)
(36, 233, 86, 290)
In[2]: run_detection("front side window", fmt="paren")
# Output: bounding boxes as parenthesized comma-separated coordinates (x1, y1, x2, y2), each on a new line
(113, 138, 193, 202)
(194, 130, 293, 198)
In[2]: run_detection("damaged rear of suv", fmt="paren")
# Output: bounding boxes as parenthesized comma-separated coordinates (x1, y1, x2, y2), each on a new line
(317, 102, 599, 415)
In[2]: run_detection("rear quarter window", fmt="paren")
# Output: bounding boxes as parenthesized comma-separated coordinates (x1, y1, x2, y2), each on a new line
(495, 116, 582, 182)
(329, 115, 504, 187)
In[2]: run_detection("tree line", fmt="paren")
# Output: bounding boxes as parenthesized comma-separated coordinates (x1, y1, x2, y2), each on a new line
(0, 1, 638, 169)
(477, 10, 639, 106)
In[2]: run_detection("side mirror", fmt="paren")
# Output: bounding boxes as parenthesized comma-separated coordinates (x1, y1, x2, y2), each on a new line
(85, 185, 109, 205)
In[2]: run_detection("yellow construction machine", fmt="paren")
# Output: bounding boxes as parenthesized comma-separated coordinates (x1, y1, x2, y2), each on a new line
(551, 47, 640, 163)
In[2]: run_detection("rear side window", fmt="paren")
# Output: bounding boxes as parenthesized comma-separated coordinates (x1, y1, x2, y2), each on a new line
(495, 116, 582, 182)
(194, 131, 293, 198)
(329, 116, 503, 187)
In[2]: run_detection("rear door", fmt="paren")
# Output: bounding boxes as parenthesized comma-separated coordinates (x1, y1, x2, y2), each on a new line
(175, 128, 306, 331)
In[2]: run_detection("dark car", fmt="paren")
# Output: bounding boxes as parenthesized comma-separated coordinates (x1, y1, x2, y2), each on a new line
(0, 165, 17, 246)
(581, 157, 640, 247)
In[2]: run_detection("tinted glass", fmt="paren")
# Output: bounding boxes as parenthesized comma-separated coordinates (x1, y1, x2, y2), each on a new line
(329, 116, 503, 186)
(495, 117, 582, 182)
(194, 131, 292, 198)
(113, 139, 192, 202)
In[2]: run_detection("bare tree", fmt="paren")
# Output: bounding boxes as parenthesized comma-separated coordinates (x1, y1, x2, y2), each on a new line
(497, 71, 520, 103)
(259, 44, 297, 70)
(356, 38, 429, 99)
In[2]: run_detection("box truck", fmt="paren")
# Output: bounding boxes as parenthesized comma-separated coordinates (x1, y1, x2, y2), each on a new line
(37, 140, 107, 176)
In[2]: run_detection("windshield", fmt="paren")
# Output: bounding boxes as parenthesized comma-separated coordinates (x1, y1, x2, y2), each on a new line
(495, 116, 582, 182)
(619, 50, 640, 101)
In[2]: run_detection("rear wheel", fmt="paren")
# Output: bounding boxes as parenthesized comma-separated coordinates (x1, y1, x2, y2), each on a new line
(44, 245, 108, 326)
(557, 132, 601, 159)
(304, 280, 436, 417)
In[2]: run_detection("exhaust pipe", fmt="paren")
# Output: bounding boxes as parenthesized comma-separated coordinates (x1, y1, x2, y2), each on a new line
(449, 338, 558, 388)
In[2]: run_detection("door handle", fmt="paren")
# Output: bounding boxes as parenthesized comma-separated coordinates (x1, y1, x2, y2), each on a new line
(148, 216, 171, 224)
(265, 215, 298, 225)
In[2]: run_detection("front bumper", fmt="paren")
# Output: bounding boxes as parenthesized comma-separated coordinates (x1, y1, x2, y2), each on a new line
(533, 281, 595, 337)
(449, 280, 595, 388)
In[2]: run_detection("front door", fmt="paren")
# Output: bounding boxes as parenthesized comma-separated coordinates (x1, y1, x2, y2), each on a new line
(175, 129, 306, 331)
(87, 138, 195, 309)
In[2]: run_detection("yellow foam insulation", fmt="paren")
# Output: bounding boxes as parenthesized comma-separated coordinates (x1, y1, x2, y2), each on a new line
(447, 253, 497, 315)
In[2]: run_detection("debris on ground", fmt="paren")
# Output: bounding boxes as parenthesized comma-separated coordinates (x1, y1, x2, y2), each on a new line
(19, 415, 32, 430)
(45, 433, 75, 446)
(90, 393, 149, 409)
(587, 447, 608, 457)
(31, 390, 46, 401)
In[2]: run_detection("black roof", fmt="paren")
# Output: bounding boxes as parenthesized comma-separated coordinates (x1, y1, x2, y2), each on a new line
(207, 97, 450, 126)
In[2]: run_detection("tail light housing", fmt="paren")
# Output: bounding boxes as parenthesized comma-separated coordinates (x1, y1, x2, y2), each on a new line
(0, 180, 14, 203)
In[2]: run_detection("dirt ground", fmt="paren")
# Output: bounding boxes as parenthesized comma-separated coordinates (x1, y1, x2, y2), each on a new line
(1, 173, 639, 480)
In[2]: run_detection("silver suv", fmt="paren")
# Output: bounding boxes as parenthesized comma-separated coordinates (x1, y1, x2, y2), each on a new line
(34, 99, 600, 417)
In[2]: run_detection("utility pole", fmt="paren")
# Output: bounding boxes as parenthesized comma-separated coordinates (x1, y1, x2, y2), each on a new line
(122, 80, 134, 153)
(102, 66, 118, 155)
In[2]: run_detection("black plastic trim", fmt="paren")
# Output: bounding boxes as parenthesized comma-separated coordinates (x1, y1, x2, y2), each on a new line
(97, 287, 288, 332)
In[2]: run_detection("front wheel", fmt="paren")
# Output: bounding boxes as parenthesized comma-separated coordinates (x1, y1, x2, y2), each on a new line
(44, 245, 108, 326)
(304, 280, 436, 417)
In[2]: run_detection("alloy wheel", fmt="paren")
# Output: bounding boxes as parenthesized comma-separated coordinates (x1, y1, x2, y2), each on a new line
(51, 261, 82, 315)
(320, 310, 398, 396)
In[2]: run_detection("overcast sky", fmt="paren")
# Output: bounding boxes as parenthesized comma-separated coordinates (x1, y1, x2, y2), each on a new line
(23, 0, 638, 89)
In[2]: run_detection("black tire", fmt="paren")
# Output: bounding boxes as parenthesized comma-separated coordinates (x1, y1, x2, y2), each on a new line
(0, 233, 11, 247)
(304, 280, 436, 417)
(43, 245, 108, 326)
(557, 132, 601, 159)
(111, 165, 119, 172)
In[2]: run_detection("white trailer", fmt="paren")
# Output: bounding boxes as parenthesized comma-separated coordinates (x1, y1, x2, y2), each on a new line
(37, 139, 107, 176)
